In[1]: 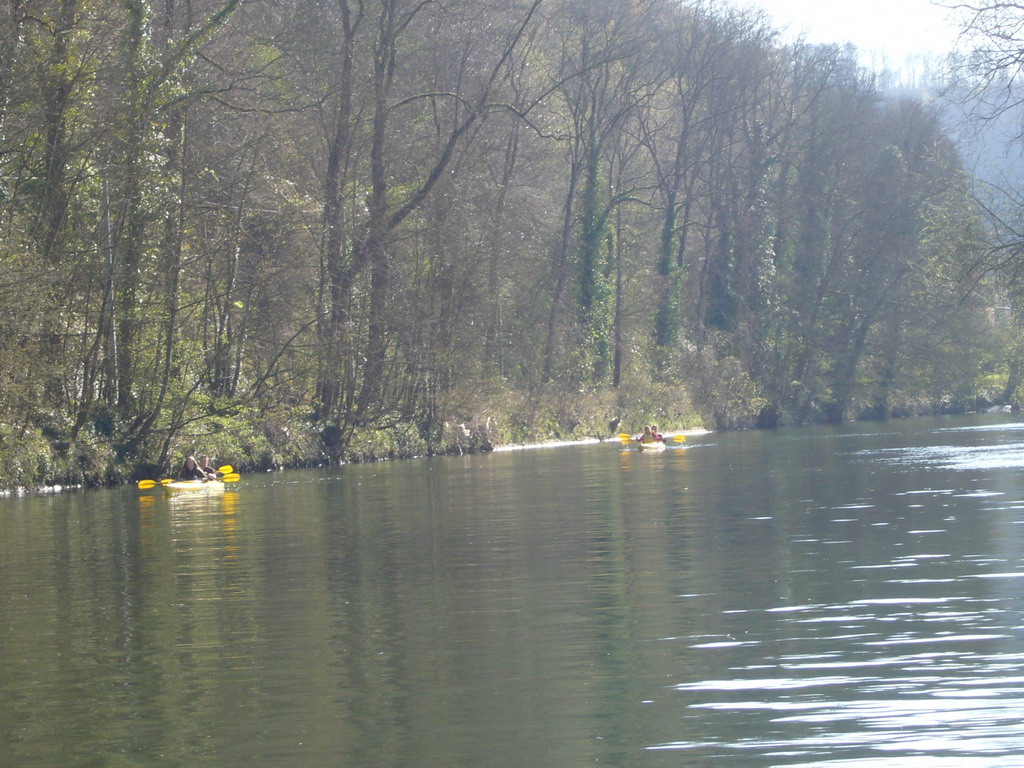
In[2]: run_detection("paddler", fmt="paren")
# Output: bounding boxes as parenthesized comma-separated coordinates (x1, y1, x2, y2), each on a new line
(637, 426, 656, 444)
(197, 455, 219, 480)
(177, 455, 211, 481)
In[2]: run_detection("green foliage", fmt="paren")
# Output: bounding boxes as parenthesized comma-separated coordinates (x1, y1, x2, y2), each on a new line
(0, 424, 116, 489)
(0, 426, 54, 489)
(0, 0, 1006, 491)
(678, 343, 767, 431)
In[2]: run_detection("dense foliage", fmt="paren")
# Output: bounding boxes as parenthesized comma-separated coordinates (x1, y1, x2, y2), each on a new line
(0, 0, 1007, 487)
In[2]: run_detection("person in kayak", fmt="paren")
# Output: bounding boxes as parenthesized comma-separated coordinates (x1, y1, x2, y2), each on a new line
(177, 456, 211, 481)
(197, 455, 219, 480)
(637, 426, 657, 444)
(650, 424, 664, 442)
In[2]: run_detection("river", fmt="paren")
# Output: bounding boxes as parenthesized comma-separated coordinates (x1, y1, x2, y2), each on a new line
(4, 415, 1024, 767)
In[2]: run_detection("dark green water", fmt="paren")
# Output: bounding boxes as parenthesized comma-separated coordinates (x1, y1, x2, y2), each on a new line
(4, 416, 1024, 767)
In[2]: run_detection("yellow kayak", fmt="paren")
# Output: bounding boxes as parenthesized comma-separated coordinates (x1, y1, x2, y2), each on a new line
(637, 440, 666, 451)
(164, 479, 225, 494)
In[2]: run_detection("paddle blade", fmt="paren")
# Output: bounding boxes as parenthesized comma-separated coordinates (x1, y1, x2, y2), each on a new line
(217, 464, 234, 475)
(617, 433, 633, 441)
(137, 479, 158, 489)
(672, 434, 686, 442)
(221, 473, 241, 482)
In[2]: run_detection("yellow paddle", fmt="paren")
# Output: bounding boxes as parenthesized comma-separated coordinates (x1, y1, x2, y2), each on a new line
(617, 433, 685, 443)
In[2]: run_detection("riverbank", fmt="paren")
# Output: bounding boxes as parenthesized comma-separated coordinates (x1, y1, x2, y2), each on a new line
(1, 367, 998, 495)
(492, 429, 710, 452)
(0, 419, 712, 496)
(0, 374, 710, 493)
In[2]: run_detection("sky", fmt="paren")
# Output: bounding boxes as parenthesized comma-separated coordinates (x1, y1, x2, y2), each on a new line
(734, 0, 967, 71)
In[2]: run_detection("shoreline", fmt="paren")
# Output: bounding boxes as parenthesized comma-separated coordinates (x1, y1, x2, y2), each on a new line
(492, 428, 711, 453)
(0, 483, 83, 499)
(0, 429, 713, 497)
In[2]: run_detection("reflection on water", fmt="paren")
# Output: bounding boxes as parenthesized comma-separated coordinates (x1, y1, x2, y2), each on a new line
(3, 417, 1024, 766)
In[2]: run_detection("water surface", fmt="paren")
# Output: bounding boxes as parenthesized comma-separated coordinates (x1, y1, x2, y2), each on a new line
(4, 416, 1024, 766)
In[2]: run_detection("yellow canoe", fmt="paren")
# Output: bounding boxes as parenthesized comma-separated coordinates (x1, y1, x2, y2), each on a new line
(637, 440, 667, 451)
(164, 479, 225, 494)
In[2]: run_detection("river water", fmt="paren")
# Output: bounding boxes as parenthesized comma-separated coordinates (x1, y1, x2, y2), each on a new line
(4, 416, 1024, 767)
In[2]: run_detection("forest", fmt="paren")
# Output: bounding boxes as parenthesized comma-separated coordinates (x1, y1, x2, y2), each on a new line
(0, 0, 1019, 489)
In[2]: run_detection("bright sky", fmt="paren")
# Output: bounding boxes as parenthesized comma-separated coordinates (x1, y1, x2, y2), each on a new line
(736, 0, 967, 71)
